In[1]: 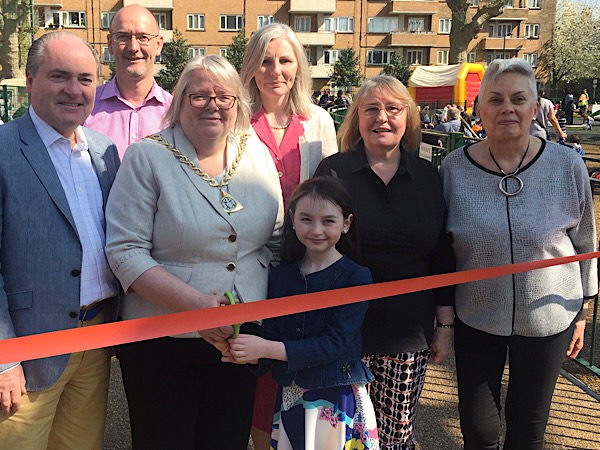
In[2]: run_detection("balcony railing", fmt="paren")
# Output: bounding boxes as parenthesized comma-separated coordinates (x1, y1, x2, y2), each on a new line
(296, 32, 336, 47)
(123, 0, 173, 9)
(390, 31, 439, 47)
(289, 0, 336, 13)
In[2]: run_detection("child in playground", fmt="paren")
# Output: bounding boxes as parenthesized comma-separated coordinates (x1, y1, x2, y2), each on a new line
(223, 177, 379, 449)
(582, 113, 594, 130)
(563, 134, 585, 156)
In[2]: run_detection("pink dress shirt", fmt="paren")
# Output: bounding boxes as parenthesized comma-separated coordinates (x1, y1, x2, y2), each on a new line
(251, 109, 304, 207)
(84, 78, 172, 159)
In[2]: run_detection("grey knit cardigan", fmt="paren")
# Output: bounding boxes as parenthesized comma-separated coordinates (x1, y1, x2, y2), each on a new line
(440, 140, 598, 337)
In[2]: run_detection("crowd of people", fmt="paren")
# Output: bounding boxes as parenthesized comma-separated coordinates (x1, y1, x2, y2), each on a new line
(0, 6, 597, 450)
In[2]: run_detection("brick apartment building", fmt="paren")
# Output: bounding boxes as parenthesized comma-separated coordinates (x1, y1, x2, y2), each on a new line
(31, 0, 555, 89)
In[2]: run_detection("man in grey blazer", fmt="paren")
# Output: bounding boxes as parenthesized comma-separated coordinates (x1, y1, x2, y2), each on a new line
(0, 31, 120, 449)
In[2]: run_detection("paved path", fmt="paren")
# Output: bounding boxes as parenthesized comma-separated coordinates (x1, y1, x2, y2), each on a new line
(103, 356, 600, 449)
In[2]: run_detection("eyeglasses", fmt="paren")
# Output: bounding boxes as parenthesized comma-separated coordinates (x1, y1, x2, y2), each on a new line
(359, 104, 407, 118)
(111, 33, 159, 46)
(187, 94, 237, 110)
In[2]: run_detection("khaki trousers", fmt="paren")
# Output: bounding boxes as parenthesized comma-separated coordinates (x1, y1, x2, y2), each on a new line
(0, 311, 111, 450)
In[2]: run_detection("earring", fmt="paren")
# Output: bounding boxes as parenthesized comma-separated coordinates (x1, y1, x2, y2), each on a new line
(342, 229, 348, 234)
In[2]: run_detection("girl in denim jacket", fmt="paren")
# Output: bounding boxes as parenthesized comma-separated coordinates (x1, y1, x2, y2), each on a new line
(224, 177, 378, 449)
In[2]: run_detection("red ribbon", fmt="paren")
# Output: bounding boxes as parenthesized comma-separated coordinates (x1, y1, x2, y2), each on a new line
(0, 251, 597, 365)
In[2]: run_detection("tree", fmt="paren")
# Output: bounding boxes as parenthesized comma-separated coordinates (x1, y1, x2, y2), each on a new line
(537, 0, 600, 84)
(225, 30, 248, 73)
(447, 0, 511, 64)
(330, 48, 363, 90)
(0, 0, 31, 79)
(381, 53, 411, 85)
(157, 29, 191, 93)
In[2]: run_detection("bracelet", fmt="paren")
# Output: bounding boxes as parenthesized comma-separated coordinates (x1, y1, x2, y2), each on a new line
(436, 322, 454, 329)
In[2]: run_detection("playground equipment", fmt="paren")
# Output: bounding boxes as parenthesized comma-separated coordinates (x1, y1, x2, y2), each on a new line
(407, 63, 485, 113)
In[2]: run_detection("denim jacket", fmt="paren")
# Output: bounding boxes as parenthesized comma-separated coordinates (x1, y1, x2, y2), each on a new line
(256, 256, 374, 389)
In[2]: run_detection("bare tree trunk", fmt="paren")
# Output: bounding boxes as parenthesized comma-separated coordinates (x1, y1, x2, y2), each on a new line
(0, 0, 29, 79)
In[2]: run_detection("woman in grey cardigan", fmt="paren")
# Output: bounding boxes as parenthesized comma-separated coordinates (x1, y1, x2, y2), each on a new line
(440, 59, 597, 449)
(105, 55, 283, 449)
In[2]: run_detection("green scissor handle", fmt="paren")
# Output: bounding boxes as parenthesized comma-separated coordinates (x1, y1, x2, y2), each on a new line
(224, 291, 241, 338)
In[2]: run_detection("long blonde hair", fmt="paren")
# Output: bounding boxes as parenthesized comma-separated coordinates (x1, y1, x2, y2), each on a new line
(240, 23, 313, 118)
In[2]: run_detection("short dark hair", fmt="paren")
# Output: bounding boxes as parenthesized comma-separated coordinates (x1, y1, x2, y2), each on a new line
(281, 177, 362, 264)
(26, 31, 99, 77)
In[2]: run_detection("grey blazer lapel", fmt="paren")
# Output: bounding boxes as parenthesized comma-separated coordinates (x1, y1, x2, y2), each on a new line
(84, 129, 111, 207)
(18, 114, 77, 232)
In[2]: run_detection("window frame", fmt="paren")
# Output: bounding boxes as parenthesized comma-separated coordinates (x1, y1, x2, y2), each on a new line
(437, 50, 449, 65)
(323, 49, 339, 65)
(60, 11, 86, 28)
(101, 46, 115, 63)
(367, 49, 394, 65)
(153, 13, 166, 30)
(438, 18, 451, 34)
(527, 0, 541, 8)
(295, 16, 312, 32)
(187, 14, 206, 31)
(523, 53, 538, 67)
(220, 14, 243, 31)
(367, 17, 399, 33)
(257, 15, 275, 29)
(188, 47, 206, 58)
(525, 23, 540, 38)
(101, 12, 116, 29)
(406, 49, 423, 65)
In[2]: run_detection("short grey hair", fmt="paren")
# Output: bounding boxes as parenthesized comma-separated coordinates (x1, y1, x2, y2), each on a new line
(479, 58, 537, 101)
(26, 31, 99, 77)
(240, 23, 313, 118)
(162, 55, 251, 133)
(447, 107, 461, 121)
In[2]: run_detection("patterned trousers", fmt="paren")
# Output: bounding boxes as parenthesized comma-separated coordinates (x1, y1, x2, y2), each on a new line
(363, 349, 430, 450)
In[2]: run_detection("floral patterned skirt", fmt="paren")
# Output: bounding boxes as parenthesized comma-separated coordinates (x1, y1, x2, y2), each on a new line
(270, 383, 379, 450)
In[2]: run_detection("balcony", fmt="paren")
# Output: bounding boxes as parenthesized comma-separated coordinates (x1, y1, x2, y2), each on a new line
(391, 0, 440, 14)
(309, 65, 333, 79)
(296, 32, 336, 47)
(33, 1, 62, 7)
(159, 29, 173, 42)
(491, 7, 529, 20)
(390, 31, 438, 47)
(289, 0, 336, 13)
(483, 36, 521, 50)
(123, 0, 172, 9)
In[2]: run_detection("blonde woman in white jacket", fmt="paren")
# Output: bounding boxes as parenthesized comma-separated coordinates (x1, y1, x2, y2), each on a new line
(240, 22, 338, 449)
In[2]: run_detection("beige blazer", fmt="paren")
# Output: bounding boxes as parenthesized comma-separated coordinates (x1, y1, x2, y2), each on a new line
(105, 126, 283, 336)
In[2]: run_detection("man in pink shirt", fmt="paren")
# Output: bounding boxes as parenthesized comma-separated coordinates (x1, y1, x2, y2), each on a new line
(85, 4, 172, 159)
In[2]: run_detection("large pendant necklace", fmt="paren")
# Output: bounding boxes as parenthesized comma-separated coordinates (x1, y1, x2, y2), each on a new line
(148, 134, 247, 214)
(488, 141, 530, 197)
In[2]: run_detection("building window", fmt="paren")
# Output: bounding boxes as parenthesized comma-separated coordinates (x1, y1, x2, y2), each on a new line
(488, 51, 511, 61)
(469, 0, 479, 6)
(489, 23, 512, 38)
(407, 17, 425, 32)
(525, 24, 540, 38)
(323, 49, 339, 65)
(101, 46, 115, 63)
(101, 12, 115, 29)
(258, 15, 274, 29)
(439, 18, 451, 34)
(155, 54, 164, 64)
(467, 52, 476, 63)
(305, 47, 312, 64)
(406, 50, 423, 65)
(220, 48, 229, 58)
(154, 13, 166, 30)
(523, 53, 538, 67)
(368, 17, 398, 33)
(527, 0, 541, 8)
(295, 16, 311, 32)
(52, 11, 85, 28)
(367, 49, 394, 65)
(325, 17, 354, 33)
(505, 0, 515, 7)
(187, 14, 205, 30)
(188, 47, 206, 58)
(437, 50, 449, 65)
(220, 15, 242, 31)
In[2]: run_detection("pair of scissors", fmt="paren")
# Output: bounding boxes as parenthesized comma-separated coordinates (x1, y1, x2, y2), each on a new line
(224, 291, 241, 338)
